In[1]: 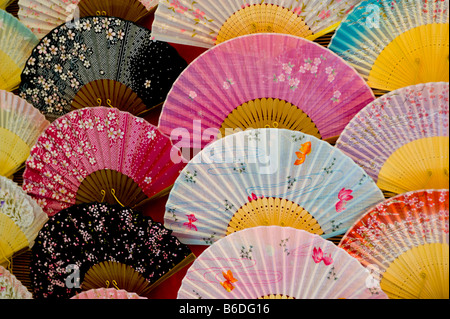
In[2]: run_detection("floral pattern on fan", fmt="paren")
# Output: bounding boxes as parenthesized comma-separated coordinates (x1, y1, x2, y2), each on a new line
(340, 189, 449, 268)
(178, 226, 387, 299)
(153, 0, 359, 47)
(0, 266, 32, 299)
(19, 16, 187, 121)
(23, 107, 185, 216)
(31, 202, 193, 299)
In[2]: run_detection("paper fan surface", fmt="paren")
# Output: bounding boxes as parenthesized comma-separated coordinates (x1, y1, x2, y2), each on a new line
(340, 189, 449, 299)
(164, 128, 385, 245)
(31, 202, 195, 299)
(0, 265, 33, 299)
(328, 0, 449, 91)
(159, 33, 375, 149)
(336, 82, 449, 196)
(178, 226, 387, 299)
(0, 175, 48, 266)
(71, 288, 147, 299)
(19, 16, 187, 122)
(152, 0, 361, 48)
(23, 107, 186, 217)
(18, 0, 159, 39)
(1, 90, 50, 178)
(0, 9, 39, 92)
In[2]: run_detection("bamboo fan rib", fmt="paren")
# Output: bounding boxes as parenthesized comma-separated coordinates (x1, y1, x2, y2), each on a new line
(0, 90, 50, 178)
(0, 0, 14, 9)
(159, 33, 375, 149)
(19, 16, 187, 122)
(329, 0, 449, 91)
(164, 128, 385, 245)
(339, 189, 449, 299)
(30, 203, 194, 299)
(0, 9, 38, 91)
(178, 226, 388, 299)
(17, 0, 159, 39)
(22, 107, 186, 217)
(151, 0, 361, 48)
(336, 82, 449, 195)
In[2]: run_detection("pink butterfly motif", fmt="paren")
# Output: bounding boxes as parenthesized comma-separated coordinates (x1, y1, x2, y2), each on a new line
(335, 188, 354, 213)
(248, 193, 264, 202)
(312, 247, 334, 266)
(183, 214, 198, 231)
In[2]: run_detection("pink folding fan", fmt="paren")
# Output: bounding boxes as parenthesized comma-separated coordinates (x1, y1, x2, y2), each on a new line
(158, 33, 375, 149)
(22, 107, 186, 216)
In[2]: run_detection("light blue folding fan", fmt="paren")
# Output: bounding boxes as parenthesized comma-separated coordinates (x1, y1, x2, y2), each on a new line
(164, 128, 385, 245)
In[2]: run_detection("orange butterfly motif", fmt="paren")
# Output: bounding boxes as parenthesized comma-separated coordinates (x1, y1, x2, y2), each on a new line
(294, 142, 312, 166)
(220, 270, 238, 292)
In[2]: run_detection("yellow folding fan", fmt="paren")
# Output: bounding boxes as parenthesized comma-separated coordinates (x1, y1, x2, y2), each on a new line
(0, 9, 39, 92)
(0, 90, 50, 178)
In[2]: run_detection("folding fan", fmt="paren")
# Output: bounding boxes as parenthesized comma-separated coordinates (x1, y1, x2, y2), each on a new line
(336, 82, 449, 196)
(0, 175, 48, 267)
(1, 90, 50, 178)
(158, 33, 375, 149)
(164, 128, 385, 245)
(0, 9, 39, 92)
(151, 0, 361, 48)
(19, 16, 187, 122)
(18, 0, 159, 39)
(22, 107, 186, 217)
(71, 288, 147, 299)
(0, 265, 33, 299)
(328, 0, 449, 92)
(340, 189, 449, 299)
(30, 202, 195, 299)
(178, 226, 387, 299)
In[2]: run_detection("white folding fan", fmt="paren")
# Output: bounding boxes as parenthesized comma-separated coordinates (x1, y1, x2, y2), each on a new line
(18, 0, 159, 39)
(328, 0, 449, 91)
(151, 0, 362, 48)
(339, 189, 449, 299)
(1, 90, 50, 178)
(158, 33, 375, 149)
(0, 9, 39, 92)
(0, 175, 48, 267)
(336, 82, 449, 196)
(178, 226, 388, 299)
(22, 107, 187, 216)
(164, 128, 385, 245)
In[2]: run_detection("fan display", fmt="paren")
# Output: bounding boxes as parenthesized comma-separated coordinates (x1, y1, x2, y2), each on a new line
(71, 288, 147, 299)
(178, 226, 387, 299)
(328, 0, 449, 92)
(164, 128, 385, 245)
(339, 189, 449, 299)
(151, 0, 362, 48)
(0, 265, 33, 299)
(18, 0, 159, 39)
(22, 107, 186, 217)
(159, 33, 375, 149)
(336, 82, 449, 196)
(0, 175, 48, 267)
(0, 9, 39, 92)
(31, 202, 195, 299)
(18, 16, 187, 122)
(0, 90, 50, 178)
